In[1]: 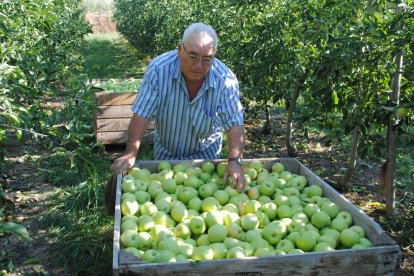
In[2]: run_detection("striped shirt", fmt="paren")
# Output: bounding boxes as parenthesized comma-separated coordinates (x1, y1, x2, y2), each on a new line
(131, 49, 244, 160)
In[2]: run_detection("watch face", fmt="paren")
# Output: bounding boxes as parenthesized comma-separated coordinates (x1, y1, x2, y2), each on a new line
(229, 157, 243, 166)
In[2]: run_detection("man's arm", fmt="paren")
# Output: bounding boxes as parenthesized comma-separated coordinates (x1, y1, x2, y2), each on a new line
(110, 114, 149, 174)
(224, 125, 246, 192)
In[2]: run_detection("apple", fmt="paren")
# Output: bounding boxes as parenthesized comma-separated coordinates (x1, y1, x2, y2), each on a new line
(141, 249, 158, 263)
(287, 219, 305, 233)
(311, 211, 331, 229)
(283, 187, 300, 197)
(331, 217, 349, 232)
(122, 192, 137, 202)
(205, 210, 224, 227)
(359, 237, 373, 248)
(261, 202, 278, 221)
(396, 107, 410, 119)
(279, 171, 293, 182)
(223, 237, 241, 250)
(340, 228, 360, 248)
(321, 228, 341, 243)
(217, 162, 228, 178)
(201, 161, 215, 174)
(271, 162, 285, 173)
(122, 178, 137, 193)
(292, 212, 308, 224)
(336, 211, 353, 226)
(276, 239, 295, 254)
(121, 200, 139, 216)
(287, 195, 301, 206)
(254, 247, 275, 257)
(140, 201, 158, 216)
(187, 196, 202, 212)
(258, 195, 272, 204)
(134, 190, 151, 204)
(147, 182, 164, 199)
(189, 216, 206, 235)
(320, 201, 339, 219)
(274, 195, 289, 207)
(245, 200, 261, 214)
(262, 221, 287, 245)
(255, 211, 270, 228)
(224, 186, 239, 198)
(306, 185, 323, 198)
(244, 167, 258, 180)
(199, 172, 211, 183)
(296, 230, 317, 252)
(137, 214, 154, 232)
(152, 211, 168, 226)
(173, 162, 188, 174)
(185, 166, 202, 177)
(174, 171, 188, 185)
(171, 204, 188, 223)
(158, 237, 180, 254)
(349, 225, 365, 239)
(154, 191, 172, 203)
(177, 240, 194, 258)
(223, 212, 240, 226)
(208, 224, 228, 243)
(274, 179, 287, 189)
(161, 178, 177, 194)
(120, 230, 140, 248)
(121, 219, 138, 232)
(277, 205, 293, 219)
(238, 242, 255, 256)
(313, 242, 335, 252)
(198, 183, 215, 199)
(286, 231, 300, 246)
(184, 175, 201, 189)
(155, 199, 171, 214)
(226, 246, 246, 259)
(178, 186, 198, 204)
(213, 190, 230, 205)
(226, 222, 243, 240)
(209, 243, 227, 259)
(318, 234, 337, 249)
(288, 175, 307, 191)
(303, 203, 320, 218)
(192, 245, 214, 260)
(121, 215, 140, 224)
(240, 213, 259, 231)
(249, 160, 263, 173)
(156, 249, 176, 263)
(259, 180, 276, 196)
(187, 209, 200, 219)
(124, 247, 143, 258)
(221, 203, 239, 214)
(159, 169, 174, 181)
(201, 197, 220, 212)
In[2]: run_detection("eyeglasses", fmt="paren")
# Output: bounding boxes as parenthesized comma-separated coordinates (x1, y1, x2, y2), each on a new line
(181, 43, 214, 65)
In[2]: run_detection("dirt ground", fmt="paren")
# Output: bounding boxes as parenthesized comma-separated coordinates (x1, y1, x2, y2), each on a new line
(1, 13, 412, 275)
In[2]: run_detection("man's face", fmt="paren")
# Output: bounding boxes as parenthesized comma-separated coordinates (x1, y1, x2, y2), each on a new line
(178, 34, 216, 83)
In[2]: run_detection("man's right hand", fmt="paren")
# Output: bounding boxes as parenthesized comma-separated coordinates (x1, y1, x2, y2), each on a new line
(110, 155, 136, 175)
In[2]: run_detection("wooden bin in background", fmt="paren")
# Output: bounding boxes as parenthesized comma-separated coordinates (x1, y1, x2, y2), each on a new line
(94, 91, 155, 145)
(112, 158, 402, 276)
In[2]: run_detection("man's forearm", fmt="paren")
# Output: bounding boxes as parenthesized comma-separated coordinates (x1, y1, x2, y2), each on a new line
(124, 114, 149, 157)
(227, 125, 245, 159)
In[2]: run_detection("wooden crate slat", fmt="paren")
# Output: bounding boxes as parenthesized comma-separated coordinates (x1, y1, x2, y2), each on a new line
(96, 118, 156, 132)
(97, 105, 133, 119)
(94, 92, 137, 105)
(97, 131, 154, 145)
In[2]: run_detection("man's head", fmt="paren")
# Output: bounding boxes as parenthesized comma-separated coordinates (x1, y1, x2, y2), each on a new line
(178, 22, 218, 83)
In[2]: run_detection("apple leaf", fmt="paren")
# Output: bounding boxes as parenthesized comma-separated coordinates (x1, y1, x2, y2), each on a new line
(2, 222, 31, 241)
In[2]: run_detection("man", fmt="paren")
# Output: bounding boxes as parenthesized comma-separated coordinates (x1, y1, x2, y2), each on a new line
(110, 22, 246, 191)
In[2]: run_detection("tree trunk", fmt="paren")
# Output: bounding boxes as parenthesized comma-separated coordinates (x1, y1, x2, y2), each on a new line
(286, 68, 309, 157)
(342, 126, 361, 189)
(263, 104, 271, 135)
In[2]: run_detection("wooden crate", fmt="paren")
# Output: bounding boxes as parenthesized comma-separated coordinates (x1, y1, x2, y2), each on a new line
(112, 158, 402, 275)
(94, 91, 155, 145)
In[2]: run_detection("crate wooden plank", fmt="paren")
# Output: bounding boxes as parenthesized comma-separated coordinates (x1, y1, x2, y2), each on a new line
(96, 105, 134, 119)
(97, 131, 154, 145)
(113, 158, 402, 275)
(96, 118, 156, 132)
(94, 92, 137, 106)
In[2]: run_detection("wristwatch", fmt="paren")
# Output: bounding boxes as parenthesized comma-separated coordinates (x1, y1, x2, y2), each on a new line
(228, 157, 243, 166)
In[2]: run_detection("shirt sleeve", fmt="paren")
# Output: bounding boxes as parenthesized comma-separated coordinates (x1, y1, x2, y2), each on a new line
(217, 72, 244, 131)
(131, 67, 158, 119)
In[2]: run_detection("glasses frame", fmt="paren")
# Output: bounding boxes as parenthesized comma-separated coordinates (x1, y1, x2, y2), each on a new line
(181, 43, 215, 65)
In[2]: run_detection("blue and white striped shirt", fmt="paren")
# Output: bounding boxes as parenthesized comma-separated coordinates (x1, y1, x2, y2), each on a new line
(131, 50, 244, 160)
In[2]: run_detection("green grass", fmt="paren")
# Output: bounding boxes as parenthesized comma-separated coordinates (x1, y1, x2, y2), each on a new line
(81, 33, 147, 80)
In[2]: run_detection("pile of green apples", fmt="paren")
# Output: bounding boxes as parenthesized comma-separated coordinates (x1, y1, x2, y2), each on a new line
(119, 160, 374, 263)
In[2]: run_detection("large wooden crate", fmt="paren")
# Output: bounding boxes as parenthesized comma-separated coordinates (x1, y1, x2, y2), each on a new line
(112, 158, 402, 275)
(94, 92, 155, 145)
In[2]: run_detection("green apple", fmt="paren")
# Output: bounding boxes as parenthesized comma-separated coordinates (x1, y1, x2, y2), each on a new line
(120, 230, 140, 248)
(271, 162, 285, 173)
(254, 247, 275, 257)
(318, 234, 337, 249)
(187, 209, 200, 219)
(244, 167, 258, 180)
(152, 211, 168, 226)
(296, 230, 317, 252)
(183, 175, 201, 189)
(137, 214, 154, 232)
(292, 212, 309, 224)
(331, 217, 349, 232)
(174, 222, 191, 239)
(320, 201, 339, 219)
(306, 185, 323, 198)
(277, 205, 293, 219)
(244, 229, 262, 243)
(226, 222, 243, 240)
(224, 186, 239, 198)
(321, 228, 341, 243)
(124, 247, 143, 258)
(287, 195, 301, 206)
(262, 220, 287, 245)
(201, 197, 220, 212)
(226, 246, 246, 259)
(274, 179, 287, 189)
(198, 183, 215, 199)
(259, 180, 276, 196)
(192, 245, 214, 260)
(240, 213, 259, 231)
(261, 202, 278, 221)
(223, 237, 240, 250)
(150, 224, 173, 242)
(178, 186, 198, 205)
(349, 225, 365, 239)
(258, 195, 272, 204)
(396, 107, 410, 119)
(140, 201, 158, 216)
(174, 171, 188, 185)
(198, 172, 211, 183)
(221, 203, 239, 214)
(141, 249, 158, 263)
(155, 199, 171, 214)
(121, 219, 138, 232)
(217, 162, 228, 178)
(171, 204, 188, 223)
(122, 178, 137, 193)
(336, 211, 353, 226)
(147, 182, 164, 200)
(238, 242, 255, 256)
(185, 166, 202, 177)
(158, 237, 180, 254)
(177, 240, 194, 258)
(303, 203, 320, 218)
(121, 215, 140, 224)
(276, 239, 295, 254)
(196, 234, 211, 246)
(208, 224, 228, 243)
(201, 161, 215, 174)
(157, 160, 172, 172)
(359, 237, 373, 248)
(251, 237, 273, 251)
(255, 211, 270, 228)
(223, 212, 240, 226)
(161, 178, 177, 194)
(286, 231, 300, 246)
(159, 169, 174, 181)
(189, 216, 206, 235)
(205, 210, 224, 227)
(245, 200, 261, 214)
(156, 249, 176, 263)
(187, 196, 202, 212)
(340, 228, 360, 248)
(311, 211, 331, 229)
(279, 171, 294, 182)
(214, 190, 230, 205)
(173, 162, 188, 174)
(134, 190, 151, 204)
(287, 219, 305, 233)
(121, 200, 139, 216)
(122, 192, 137, 202)
(274, 195, 289, 207)
(283, 187, 300, 197)
(313, 242, 335, 252)
(209, 242, 227, 259)
(154, 191, 172, 203)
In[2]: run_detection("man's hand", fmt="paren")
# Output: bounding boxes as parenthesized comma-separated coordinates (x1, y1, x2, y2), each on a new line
(223, 161, 246, 192)
(110, 155, 136, 175)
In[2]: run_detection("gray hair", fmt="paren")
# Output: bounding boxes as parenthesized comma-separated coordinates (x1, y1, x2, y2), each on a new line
(182, 22, 218, 51)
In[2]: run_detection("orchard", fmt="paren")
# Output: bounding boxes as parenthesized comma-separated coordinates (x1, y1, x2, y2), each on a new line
(119, 160, 373, 262)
